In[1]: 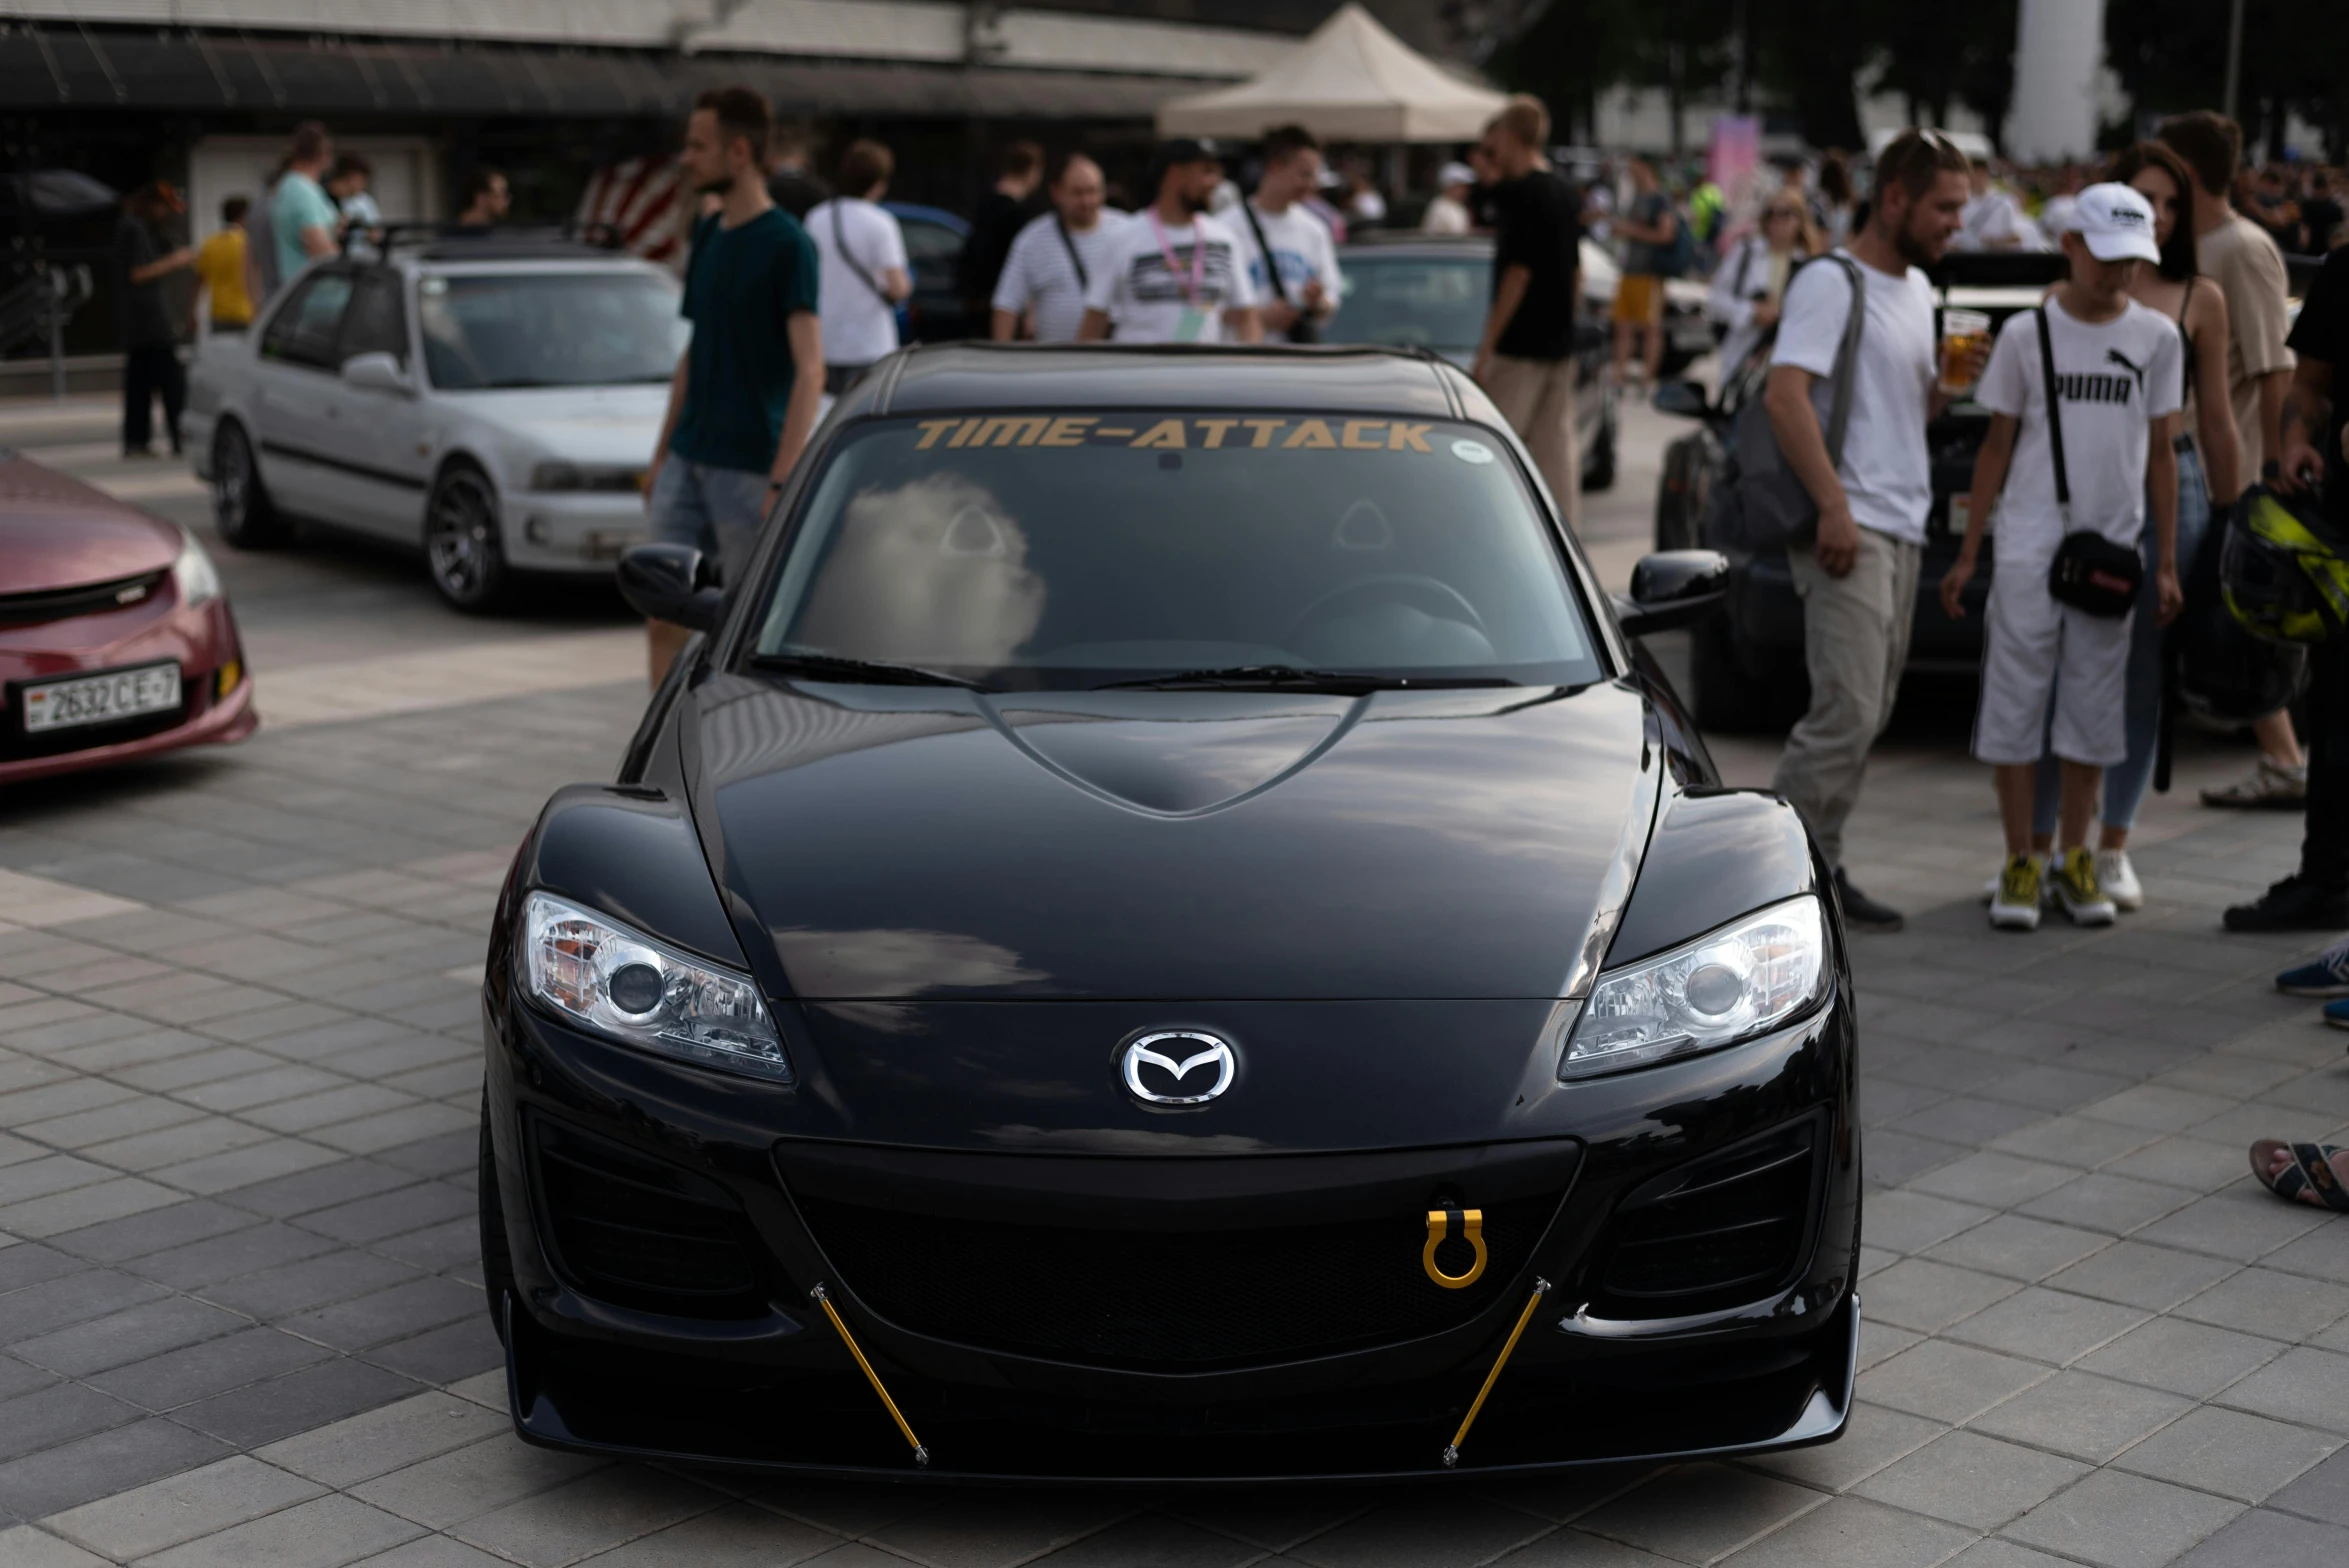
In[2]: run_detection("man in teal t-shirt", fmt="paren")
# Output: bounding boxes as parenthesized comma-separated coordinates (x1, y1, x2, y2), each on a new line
(646, 86, 825, 686)
(271, 122, 341, 290)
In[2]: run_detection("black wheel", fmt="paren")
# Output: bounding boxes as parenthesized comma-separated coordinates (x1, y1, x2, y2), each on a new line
(1581, 405, 1618, 493)
(1688, 611, 1808, 734)
(211, 420, 287, 548)
(478, 1097, 514, 1346)
(425, 463, 510, 612)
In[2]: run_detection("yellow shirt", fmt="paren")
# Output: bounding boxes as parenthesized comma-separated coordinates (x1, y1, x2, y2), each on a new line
(194, 229, 253, 327)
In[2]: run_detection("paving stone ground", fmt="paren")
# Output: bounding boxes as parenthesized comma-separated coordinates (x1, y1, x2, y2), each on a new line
(2, 396, 2346, 1566)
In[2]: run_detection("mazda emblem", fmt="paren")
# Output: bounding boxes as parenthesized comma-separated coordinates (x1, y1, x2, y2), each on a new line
(1121, 1030, 1236, 1105)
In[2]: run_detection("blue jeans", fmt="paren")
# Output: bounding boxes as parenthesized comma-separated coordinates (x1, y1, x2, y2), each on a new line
(2031, 443, 2209, 837)
(647, 457, 770, 586)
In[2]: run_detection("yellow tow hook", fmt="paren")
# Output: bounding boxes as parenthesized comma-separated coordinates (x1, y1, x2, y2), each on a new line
(1423, 1206, 1488, 1288)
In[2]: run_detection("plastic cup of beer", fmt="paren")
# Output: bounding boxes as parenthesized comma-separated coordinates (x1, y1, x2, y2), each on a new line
(1940, 308, 1992, 393)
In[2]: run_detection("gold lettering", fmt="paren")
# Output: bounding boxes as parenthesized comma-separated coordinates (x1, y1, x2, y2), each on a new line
(945, 419, 984, 448)
(1387, 423, 1434, 453)
(1195, 418, 1239, 449)
(974, 416, 1051, 447)
(1094, 426, 1137, 439)
(914, 418, 963, 450)
(1341, 420, 1385, 450)
(1282, 419, 1337, 449)
(1131, 419, 1188, 449)
(1039, 416, 1097, 447)
(1242, 419, 1286, 448)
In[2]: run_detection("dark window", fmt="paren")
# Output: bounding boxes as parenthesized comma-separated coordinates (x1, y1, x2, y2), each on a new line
(259, 271, 354, 369)
(337, 271, 408, 366)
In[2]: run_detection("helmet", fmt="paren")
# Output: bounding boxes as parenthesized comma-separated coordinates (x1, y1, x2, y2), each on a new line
(2222, 485, 2349, 645)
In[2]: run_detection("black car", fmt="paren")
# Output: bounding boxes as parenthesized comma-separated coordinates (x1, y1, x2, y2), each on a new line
(1653, 253, 2068, 730)
(480, 342, 1862, 1481)
(1323, 235, 1620, 491)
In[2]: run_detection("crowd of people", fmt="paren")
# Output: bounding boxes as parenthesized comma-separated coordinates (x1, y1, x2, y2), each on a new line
(99, 88, 2349, 1206)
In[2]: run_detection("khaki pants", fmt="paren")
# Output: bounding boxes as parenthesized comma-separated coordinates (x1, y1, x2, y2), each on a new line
(1482, 354, 1581, 531)
(1772, 528, 1921, 867)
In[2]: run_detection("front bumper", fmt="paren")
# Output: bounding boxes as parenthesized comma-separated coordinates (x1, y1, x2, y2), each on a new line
(483, 985, 1860, 1481)
(1, 601, 256, 786)
(502, 492, 648, 576)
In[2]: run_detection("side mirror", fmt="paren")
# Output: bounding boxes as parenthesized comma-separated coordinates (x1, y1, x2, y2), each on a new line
(1650, 379, 1709, 419)
(1612, 549, 1730, 638)
(617, 543, 726, 631)
(341, 351, 412, 395)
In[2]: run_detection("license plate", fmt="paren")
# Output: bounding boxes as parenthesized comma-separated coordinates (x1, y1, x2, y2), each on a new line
(22, 662, 182, 734)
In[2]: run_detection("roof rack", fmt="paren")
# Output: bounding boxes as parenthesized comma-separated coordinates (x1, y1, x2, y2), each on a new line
(340, 221, 626, 258)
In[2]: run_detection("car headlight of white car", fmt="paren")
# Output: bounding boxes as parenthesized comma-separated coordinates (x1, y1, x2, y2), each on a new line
(520, 891, 790, 1082)
(1561, 895, 1828, 1079)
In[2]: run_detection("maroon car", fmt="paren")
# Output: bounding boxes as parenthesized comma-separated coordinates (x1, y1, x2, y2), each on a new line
(2, 452, 255, 785)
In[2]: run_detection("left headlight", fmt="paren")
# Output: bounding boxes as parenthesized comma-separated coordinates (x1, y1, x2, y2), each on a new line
(172, 530, 223, 607)
(520, 891, 791, 1083)
(1560, 895, 1828, 1080)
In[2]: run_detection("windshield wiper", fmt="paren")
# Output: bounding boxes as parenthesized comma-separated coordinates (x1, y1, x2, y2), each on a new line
(753, 650, 996, 691)
(1093, 664, 1517, 693)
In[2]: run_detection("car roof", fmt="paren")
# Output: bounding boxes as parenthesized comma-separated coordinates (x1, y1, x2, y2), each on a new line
(1338, 237, 1493, 259)
(850, 343, 1464, 420)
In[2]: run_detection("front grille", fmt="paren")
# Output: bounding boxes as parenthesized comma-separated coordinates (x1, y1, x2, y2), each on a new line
(795, 1190, 1563, 1370)
(528, 1117, 771, 1320)
(0, 570, 168, 626)
(1592, 1118, 1821, 1316)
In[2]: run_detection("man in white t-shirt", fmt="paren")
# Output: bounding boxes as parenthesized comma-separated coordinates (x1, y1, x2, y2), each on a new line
(1763, 128, 1978, 933)
(806, 138, 910, 389)
(1956, 159, 2044, 253)
(990, 153, 1125, 344)
(1941, 185, 2183, 931)
(1228, 124, 1343, 345)
(1422, 163, 1476, 235)
(1079, 139, 1261, 346)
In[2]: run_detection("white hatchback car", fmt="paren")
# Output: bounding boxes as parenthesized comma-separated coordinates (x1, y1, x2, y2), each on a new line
(186, 235, 686, 610)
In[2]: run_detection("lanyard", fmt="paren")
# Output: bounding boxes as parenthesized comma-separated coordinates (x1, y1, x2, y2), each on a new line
(1147, 209, 1204, 306)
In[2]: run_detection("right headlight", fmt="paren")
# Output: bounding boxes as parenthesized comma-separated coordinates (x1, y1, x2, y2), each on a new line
(520, 891, 790, 1083)
(1560, 895, 1827, 1080)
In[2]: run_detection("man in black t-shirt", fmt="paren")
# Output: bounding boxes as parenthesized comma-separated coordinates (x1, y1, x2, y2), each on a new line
(1470, 94, 1584, 526)
(2241, 249, 2349, 932)
(115, 183, 194, 458)
(766, 122, 829, 222)
(959, 141, 1044, 323)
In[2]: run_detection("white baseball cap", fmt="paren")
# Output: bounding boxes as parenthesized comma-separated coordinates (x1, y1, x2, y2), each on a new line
(2073, 182, 2161, 263)
(1438, 162, 1477, 189)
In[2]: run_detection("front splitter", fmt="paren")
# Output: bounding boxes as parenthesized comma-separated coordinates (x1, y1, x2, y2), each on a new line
(500, 1292, 1859, 1485)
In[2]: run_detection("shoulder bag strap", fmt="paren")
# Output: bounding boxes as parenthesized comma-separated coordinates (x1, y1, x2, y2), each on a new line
(1053, 214, 1087, 290)
(832, 202, 892, 308)
(1732, 238, 1754, 297)
(1239, 198, 1293, 307)
(2033, 304, 2071, 516)
(1820, 254, 1866, 466)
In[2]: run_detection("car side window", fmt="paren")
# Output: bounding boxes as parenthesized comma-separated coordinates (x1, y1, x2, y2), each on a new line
(259, 271, 355, 370)
(338, 271, 408, 366)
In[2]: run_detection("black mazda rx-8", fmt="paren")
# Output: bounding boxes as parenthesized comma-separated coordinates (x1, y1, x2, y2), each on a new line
(479, 343, 1861, 1481)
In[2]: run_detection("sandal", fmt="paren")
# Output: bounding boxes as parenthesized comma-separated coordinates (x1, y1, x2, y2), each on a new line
(2250, 1140, 2349, 1211)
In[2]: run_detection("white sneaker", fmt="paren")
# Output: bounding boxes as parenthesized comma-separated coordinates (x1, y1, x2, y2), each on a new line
(2097, 848, 2143, 911)
(1990, 855, 2043, 931)
(2201, 757, 2308, 809)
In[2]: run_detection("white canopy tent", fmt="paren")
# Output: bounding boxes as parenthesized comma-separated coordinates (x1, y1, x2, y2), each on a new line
(1155, 3, 1507, 144)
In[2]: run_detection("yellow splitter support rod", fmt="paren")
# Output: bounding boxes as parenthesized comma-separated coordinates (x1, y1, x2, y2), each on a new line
(810, 1282, 929, 1467)
(1442, 1276, 1552, 1468)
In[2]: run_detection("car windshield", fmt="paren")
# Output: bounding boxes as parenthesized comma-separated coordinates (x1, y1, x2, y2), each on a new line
(419, 271, 685, 390)
(1324, 255, 1491, 357)
(750, 411, 1601, 691)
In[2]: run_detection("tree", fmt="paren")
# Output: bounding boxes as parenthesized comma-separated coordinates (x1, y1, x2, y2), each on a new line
(2108, 0, 2349, 162)
(1874, 0, 2016, 145)
(1492, 0, 1642, 145)
(1747, 0, 1879, 149)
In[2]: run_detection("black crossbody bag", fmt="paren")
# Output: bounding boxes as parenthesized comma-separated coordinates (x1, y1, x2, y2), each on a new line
(1239, 198, 1321, 345)
(2037, 306, 2144, 617)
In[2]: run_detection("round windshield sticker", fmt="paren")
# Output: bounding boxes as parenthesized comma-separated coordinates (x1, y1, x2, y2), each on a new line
(1451, 439, 1495, 465)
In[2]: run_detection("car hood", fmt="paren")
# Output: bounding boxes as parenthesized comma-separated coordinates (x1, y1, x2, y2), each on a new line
(694, 674, 1658, 1002)
(445, 384, 669, 464)
(0, 457, 180, 591)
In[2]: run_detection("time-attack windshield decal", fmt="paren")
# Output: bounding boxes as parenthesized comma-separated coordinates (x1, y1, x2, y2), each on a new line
(911, 416, 1438, 453)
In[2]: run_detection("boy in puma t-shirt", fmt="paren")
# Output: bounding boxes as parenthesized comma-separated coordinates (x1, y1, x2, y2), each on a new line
(1940, 184, 2183, 931)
